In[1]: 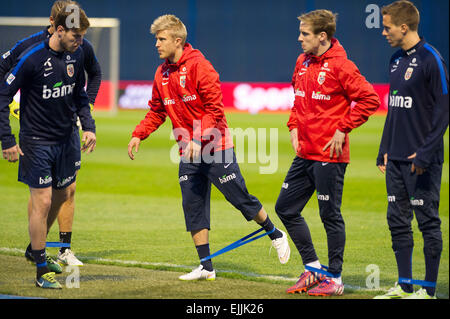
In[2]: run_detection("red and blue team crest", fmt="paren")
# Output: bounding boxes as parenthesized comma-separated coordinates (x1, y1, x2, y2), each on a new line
(67, 64, 74, 77)
(317, 71, 326, 85)
(404, 67, 414, 81)
(180, 75, 186, 88)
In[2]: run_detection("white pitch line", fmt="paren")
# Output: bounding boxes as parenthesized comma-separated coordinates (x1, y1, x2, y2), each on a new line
(0, 247, 377, 291)
(1, 247, 448, 298)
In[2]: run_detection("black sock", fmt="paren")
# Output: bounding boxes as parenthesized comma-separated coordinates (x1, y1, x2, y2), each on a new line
(59, 232, 72, 254)
(258, 216, 282, 240)
(32, 249, 50, 279)
(424, 251, 441, 296)
(196, 244, 213, 271)
(394, 247, 414, 293)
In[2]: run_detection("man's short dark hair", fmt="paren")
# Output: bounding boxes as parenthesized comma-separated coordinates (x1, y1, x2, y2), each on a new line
(382, 1, 420, 31)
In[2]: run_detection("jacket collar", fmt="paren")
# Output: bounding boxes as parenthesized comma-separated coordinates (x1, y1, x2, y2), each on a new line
(164, 43, 198, 69)
(403, 38, 425, 56)
(305, 38, 347, 62)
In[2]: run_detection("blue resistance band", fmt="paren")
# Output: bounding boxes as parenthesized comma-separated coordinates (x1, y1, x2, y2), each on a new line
(304, 264, 341, 278)
(399, 277, 436, 288)
(200, 227, 275, 262)
(46, 242, 71, 248)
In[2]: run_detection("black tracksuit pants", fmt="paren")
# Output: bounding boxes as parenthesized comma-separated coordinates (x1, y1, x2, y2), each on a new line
(275, 156, 347, 276)
(385, 160, 443, 291)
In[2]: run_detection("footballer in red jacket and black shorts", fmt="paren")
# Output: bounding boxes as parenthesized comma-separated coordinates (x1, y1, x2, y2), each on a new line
(128, 15, 291, 281)
(275, 10, 380, 296)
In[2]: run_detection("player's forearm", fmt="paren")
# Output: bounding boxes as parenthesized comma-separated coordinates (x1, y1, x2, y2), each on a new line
(199, 110, 223, 140)
(86, 67, 102, 105)
(78, 110, 96, 133)
(414, 97, 449, 167)
(0, 84, 16, 149)
(75, 90, 96, 133)
(338, 92, 380, 133)
(287, 107, 298, 131)
(132, 109, 166, 140)
(0, 104, 15, 150)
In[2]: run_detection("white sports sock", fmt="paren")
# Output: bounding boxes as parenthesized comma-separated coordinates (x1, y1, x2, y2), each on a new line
(305, 260, 322, 270)
(331, 276, 342, 285)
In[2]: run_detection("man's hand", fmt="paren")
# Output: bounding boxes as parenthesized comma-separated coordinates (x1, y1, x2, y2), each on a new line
(290, 128, 299, 153)
(323, 129, 346, 159)
(184, 139, 201, 162)
(2, 145, 24, 162)
(128, 137, 141, 160)
(408, 153, 425, 175)
(377, 153, 388, 174)
(81, 131, 96, 154)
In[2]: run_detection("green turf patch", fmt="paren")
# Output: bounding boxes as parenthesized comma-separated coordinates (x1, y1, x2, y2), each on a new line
(0, 111, 448, 299)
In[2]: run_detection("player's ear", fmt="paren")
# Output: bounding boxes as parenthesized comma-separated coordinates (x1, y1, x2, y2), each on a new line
(319, 31, 328, 42)
(56, 25, 65, 38)
(400, 23, 409, 35)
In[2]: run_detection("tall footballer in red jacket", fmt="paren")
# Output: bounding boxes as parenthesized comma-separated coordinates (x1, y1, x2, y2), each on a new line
(128, 15, 290, 281)
(275, 10, 380, 296)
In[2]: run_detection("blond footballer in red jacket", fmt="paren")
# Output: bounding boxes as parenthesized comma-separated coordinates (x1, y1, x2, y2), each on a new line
(128, 15, 290, 281)
(275, 10, 380, 296)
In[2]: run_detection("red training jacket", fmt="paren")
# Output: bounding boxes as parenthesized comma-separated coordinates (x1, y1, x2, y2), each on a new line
(287, 38, 380, 163)
(132, 43, 233, 154)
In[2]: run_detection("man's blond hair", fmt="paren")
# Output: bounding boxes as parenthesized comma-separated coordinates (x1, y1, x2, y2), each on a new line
(382, 1, 420, 31)
(298, 9, 338, 39)
(50, 0, 79, 19)
(53, 3, 90, 32)
(150, 14, 187, 45)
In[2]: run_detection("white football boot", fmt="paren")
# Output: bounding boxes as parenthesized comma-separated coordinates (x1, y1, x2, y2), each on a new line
(404, 288, 437, 299)
(57, 249, 84, 266)
(179, 265, 216, 281)
(271, 230, 291, 264)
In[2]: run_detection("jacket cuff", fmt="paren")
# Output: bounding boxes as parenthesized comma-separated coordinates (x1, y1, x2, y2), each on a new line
(376, 156, 384, 166)
(336, 123, 352, 134)
(412, 156, 429, 169)
(1, 135, 16, 150)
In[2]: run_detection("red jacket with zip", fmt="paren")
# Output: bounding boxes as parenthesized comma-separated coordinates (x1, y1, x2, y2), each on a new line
(287, 38, 380, 163)
(132, 43, 233, 154)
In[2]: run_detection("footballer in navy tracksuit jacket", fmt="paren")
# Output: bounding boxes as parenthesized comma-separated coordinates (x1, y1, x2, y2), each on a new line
(0, 26, 101, 106)
(0, 38, 96, 188)
(377, 39, 449, 293)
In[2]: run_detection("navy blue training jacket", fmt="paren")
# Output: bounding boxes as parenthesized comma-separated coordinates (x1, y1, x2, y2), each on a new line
(0, 38, 95, 150)
(377, 39, 449, 169)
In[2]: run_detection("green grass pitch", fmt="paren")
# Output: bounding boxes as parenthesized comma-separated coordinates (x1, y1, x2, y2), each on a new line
(0, 110, 448, 299)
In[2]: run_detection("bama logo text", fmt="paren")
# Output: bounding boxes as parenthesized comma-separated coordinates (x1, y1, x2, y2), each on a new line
(389, 91, 413, 108)
(311, 91, 331, 101)
(39, 175, 52, 185)
(42, 82, 75, 99)
(219, 173, 236, 184)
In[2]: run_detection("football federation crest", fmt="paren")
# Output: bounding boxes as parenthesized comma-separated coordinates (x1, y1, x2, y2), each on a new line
(67, 64, 74, 77)
(180, 75, 186, 88)
(317, 71, 326, 85)
(404, 67, 414, 81)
